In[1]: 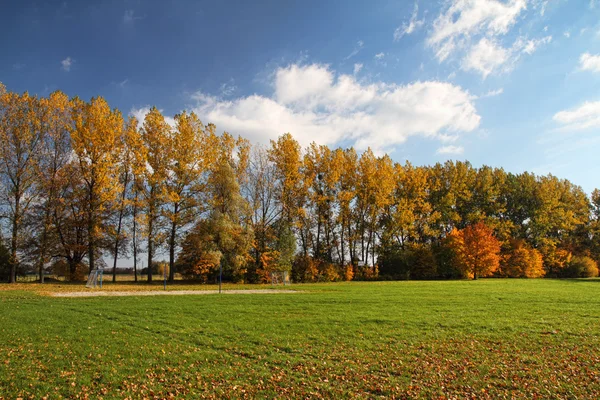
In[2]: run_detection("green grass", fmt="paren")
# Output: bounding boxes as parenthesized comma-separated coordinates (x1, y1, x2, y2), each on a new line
(1, 279, 599, 399)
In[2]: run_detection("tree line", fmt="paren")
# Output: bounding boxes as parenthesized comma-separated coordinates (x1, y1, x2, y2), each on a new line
(1, 83, 599, 283)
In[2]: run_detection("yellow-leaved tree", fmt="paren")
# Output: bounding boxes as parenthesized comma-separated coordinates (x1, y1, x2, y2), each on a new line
(35, 90, 72, 283)
(70, 96, 123, 273)
(165, 111, 206, 282)
(109, 116, 139, 282)
(139, 107, 170, 282)
(0, 88, 42, 282)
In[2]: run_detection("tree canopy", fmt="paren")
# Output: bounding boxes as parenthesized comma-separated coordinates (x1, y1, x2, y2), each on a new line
(0, 83, 598, 282)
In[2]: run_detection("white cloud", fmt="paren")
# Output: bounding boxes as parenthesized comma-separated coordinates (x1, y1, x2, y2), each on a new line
(563, 30, 571, 38)
(461, 35, 552, 78)
(537, 0, 548, 16)
(123, 10, 144, 23)
(394, 2, 425, 41)
(553, 101, 600, 130)
(579, 52, 600, 73)
(517, 35, 552, 55)
(219, 79, 237, 97)
(61, 57, 73, 71)
(461, 38, 509, 78)
(188, 63, 481, 153)
(425, 0, 552, 78)
(375, 52, 385, 60)
(437, 145, 464, 155)
(480, 88, 504, 97)
(353, 63, 363, 75)
(345, 40, 364, 60)
(130, 106, 177, 128)
(427, 0, 527, 61)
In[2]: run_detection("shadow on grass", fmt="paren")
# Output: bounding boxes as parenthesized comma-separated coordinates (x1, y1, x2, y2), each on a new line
(559, 278, 600, 283)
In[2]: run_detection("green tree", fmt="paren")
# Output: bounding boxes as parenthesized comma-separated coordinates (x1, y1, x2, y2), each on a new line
(206, 157, 253, 282)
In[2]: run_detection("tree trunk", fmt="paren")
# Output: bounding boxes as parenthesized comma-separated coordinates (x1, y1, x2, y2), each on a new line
(9, 192, 20, 283)
(38, 218, 49, 284)
(147, 211, 153, 283)
(132, 193, 138, 282)
(168, 204, 178, 282)
(88, 215, 95, 274)
(68, 259, 78, 281)
(112, 206, 125, 282)
(340, 216, 345, 267)
(87, 189, 95, 274)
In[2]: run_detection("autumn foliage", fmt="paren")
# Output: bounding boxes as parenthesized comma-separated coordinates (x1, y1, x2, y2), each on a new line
(446, 222, 501, 279)
(1, 82, 600, 283)
(500, 240, 545, 278)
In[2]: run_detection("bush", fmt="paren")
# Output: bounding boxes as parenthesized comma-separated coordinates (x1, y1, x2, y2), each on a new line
(562, 256, 599, 278)
(51, 260, 87, 281)
(291, 255, 343, 282)
(541, 246, 572, 277)
(500, 240, 545, 278)
(378, 244, 437, 280)
(432, 243, 463, 279)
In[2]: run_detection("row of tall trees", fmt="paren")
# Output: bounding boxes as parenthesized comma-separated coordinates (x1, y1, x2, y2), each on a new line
(1, 84, 599, 283)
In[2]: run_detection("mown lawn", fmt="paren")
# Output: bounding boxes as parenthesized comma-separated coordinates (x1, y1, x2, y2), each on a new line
(1, 279, 599, 399)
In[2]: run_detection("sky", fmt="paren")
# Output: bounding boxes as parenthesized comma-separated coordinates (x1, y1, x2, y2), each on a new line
(1, 0, 600, 193)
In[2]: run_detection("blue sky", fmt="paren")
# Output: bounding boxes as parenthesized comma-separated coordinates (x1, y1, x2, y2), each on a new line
(2, 0, 600, 192)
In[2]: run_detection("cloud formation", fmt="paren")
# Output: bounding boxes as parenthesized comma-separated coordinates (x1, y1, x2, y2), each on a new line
(553, 101, 600, 130)
(480, 88, 504, 98)
(186, 63, 481, 153)
(123, 10, 144, 24)
(344, 40, 364, 60)
(579, 52, 600, 73)
(461, 38, 509, 78)
(61, 57, 73, 72)
(427, 0, 526, 62)
(460, 35, 552, 77)
(437, 145, 464, 155)
(426, 0, 551, 78)
(394, 2, 425, 41)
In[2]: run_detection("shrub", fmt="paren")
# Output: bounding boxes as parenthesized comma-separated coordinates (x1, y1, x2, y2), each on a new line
(500, 240, 545, 278)
(378, 244, 436, 280)
(51, 260, 87, 281)
(344, 265, 354, 281)
(541, 246, 572, 277)
(562, 256, 599, 278)
(292, 255, 319, 282)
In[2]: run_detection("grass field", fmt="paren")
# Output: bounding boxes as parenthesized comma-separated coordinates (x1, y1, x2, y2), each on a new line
(1, 279, 599, 399)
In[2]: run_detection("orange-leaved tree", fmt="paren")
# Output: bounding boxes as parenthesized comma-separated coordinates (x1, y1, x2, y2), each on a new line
(447, 221, 501, 279)
(500, 239, 545, 278)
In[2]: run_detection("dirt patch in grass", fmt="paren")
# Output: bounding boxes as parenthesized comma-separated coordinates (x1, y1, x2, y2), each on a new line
(50, 289, 301, 297)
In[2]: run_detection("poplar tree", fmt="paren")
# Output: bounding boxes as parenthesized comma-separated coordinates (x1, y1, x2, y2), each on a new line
(139, 107, 170, 282)
(70, 97, 123, 273)
(165, 111, 205, 282)
(0, 89, 42, 282)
